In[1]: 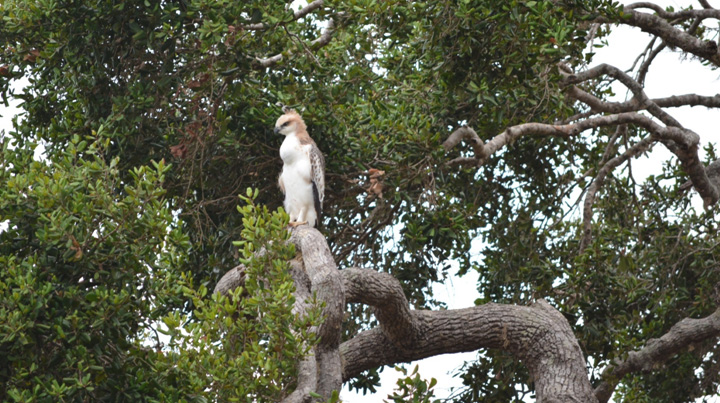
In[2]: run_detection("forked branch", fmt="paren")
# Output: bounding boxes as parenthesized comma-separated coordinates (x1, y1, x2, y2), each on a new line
(341, 267, 597, 402)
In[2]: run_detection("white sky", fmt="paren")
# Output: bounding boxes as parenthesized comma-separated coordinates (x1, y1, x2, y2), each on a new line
(1, 1, 719, 402)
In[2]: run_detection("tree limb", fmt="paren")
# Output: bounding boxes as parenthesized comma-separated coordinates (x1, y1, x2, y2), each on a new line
(283, 258, 319, 403)
(340, 267, 598, 403)
(561, 63, 719, 207)
(241, 0, 325, 31)
(254, 17, 337, 69)
(567, 87, 720, 113)
(214, 226, 344, 402)
(615, 6, 720, 66)
(594, 307, 720, 403)
(288, 226, 344, 399)
(579, 132, 656, 252)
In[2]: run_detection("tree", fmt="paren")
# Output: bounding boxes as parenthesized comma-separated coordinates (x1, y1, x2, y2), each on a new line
(1, 0, 720, 401)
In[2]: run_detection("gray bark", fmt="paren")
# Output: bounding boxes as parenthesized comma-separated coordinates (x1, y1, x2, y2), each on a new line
(215, 227, 720, 402)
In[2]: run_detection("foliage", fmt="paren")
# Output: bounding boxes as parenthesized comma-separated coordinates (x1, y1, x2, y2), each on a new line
(0, 134, 186, 401)
(153, 190, 322, 402)
(384, 365, 439, 403)
(1, 0, 719, 401)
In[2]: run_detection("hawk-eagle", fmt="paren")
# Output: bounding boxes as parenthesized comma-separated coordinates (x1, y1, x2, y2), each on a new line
(274, 107, 325, 227)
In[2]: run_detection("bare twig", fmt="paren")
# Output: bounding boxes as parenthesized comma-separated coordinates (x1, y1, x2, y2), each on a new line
(579, 133, 655, 252)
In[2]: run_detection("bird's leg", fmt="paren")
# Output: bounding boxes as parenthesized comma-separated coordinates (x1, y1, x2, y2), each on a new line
(289, 208, 308, 227)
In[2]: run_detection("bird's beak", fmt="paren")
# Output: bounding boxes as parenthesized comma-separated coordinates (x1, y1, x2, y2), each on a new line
(273, 127, 280, 135)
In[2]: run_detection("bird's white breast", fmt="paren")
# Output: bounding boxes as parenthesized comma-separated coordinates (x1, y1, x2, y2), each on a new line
(279, 133, 312, 177)
(279, 133, 315, 220)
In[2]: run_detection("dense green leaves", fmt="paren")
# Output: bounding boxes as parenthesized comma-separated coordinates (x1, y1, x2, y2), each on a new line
(0, 137, 185, 401)
(152, 192, 321, 401)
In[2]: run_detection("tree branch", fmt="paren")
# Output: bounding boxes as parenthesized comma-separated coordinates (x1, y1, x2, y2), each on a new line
(254, 17, 337, 69)
(616, 6, 720, 66)
(594, 307, 720, 403)
(283, 258, 318, 403)
(288, 226, 344, 399)
(561, 63, 720, 207)
(568, 87, 720, 113)
(561, 63, 682, 127)
(241, 0, 325, 31)
(214, 226, 344, 402)
(579, 133, 656, 252)
(443, 125, 485, 156)
(340, 267, 598, 403)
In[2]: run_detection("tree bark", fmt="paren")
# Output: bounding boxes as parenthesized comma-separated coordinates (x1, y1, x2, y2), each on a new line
(341, 267, 598, 403)
(214, 227, 720, 402)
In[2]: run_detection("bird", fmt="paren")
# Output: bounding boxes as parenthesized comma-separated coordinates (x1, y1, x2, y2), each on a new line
(274, 107, 325, 228)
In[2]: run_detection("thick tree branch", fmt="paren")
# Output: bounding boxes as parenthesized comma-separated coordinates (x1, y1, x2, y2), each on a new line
(616, 5, 720, 66)
(443, 125, 485, 155)
(594, 307, 720, 403)
(340, 267, 597, 403)
(343, 268, 417, 348)
(561, 63, 719, 207)
(284, 258, 318, 403)
(214, 226, 344, 402)
(288, 226, 344, 399)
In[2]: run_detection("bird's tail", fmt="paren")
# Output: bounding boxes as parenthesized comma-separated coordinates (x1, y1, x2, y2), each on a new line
(312, 181, 322, 229)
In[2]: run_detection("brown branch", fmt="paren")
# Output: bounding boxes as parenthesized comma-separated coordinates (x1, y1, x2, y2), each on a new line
(444, 109, 716, 206)
(626, 2, 720, 20)
(617, 6, 720, 66)
(340, 268, 597, 402)
(443, 125, 485, 156)
(699, 0, 714, 9)
(283, 258, 318, 403)
(343, 268, 417, 348)
(568, 89, 720, 113)
(637, 41, 666, 86)
(213, 226, 344, 402)
(288, 226, 344, 399)
(561, 63, 720, 206)
(579, 133, 656, 252)
(562, 63, 682, 127)
(254, 17, 337, 69)
(594, 307, 720, 403)
(241, 0, 325, 31)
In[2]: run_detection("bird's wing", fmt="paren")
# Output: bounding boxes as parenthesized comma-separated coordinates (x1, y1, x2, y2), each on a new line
(309, 144, 325, 208)
(278, 173, 285, 194)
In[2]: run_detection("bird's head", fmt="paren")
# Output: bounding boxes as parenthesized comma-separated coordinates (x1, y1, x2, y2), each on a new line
(274, 108, 307, 136)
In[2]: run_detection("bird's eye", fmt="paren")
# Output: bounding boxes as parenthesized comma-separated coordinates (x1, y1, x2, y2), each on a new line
(282, 122, 290, 127)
